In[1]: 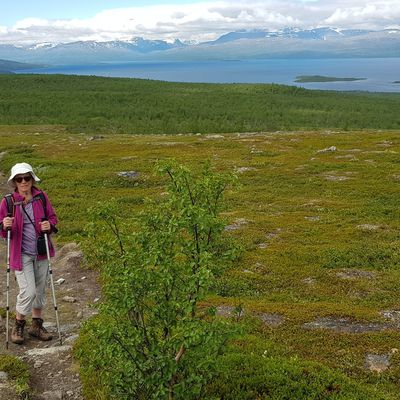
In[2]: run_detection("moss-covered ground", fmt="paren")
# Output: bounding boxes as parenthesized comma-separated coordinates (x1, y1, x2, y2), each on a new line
(0, 126, 399, 398)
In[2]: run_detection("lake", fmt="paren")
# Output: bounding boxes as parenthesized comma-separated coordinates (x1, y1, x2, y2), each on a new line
(19, 58, 400, 92)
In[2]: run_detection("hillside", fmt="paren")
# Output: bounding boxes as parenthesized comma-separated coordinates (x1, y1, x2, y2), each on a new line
(0, 126, 399, 398)
(0, 74, 400, 134)
(0, 75, 400, 398)
(0, 59, 41, 74)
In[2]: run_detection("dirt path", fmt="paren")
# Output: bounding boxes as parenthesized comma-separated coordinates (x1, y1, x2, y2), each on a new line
(0, 171, 101, 399)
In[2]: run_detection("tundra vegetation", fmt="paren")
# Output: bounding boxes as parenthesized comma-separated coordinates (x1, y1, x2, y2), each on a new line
(0, 75, 399, 398)
(0, 75, 400, 134)
(75, 162, 240, 399)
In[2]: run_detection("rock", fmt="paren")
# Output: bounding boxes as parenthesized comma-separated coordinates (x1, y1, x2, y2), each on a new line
(55, 278, 66, 285)
(324, 175, 350, 181)
(64, 334, 79, 345)
(356, 224, 381, 231)
(58, 323, 78, 334)
(302, 277, 316, 285)
(0, 371, 8, 381)
(235, 167, 256, 173)
(257, 313, 284, 327)
(335, 154, 358, 160)
(250, 147, 263, 154)
(224, 218, 249, 231)
(381, 310, 400, 327)
(305, 216, 320, 221)
(62, 296, 77, 303)
(377, 141, 392, 147)
(365, 353, 391, 373)
(34, 361, 44, 368)
(26, 345, 72, 357)
(317, 146, 337, 153)
(0, 382, 19, 400)
(204, 134, 224, 139)
(336, 269, 376, 280)
(77, 311, 83, 319)
(87, 135, 104, 141)
(242, 269, 255, 274)
(61, 252, 84, 269)
(40, 390, 63, 400)
(265, 229, 282, 239)
(56, 243, 81, 259)
(216, 305, 244, 317)
(117, 171, 139, 179)
(236, 132, 260, 138)
(303, 317, 390, 333)
(151, 141, 182, 146)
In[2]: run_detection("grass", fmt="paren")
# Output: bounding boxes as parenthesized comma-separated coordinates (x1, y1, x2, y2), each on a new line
(0, 354, 30, 397)
(1, 125, 400, 398)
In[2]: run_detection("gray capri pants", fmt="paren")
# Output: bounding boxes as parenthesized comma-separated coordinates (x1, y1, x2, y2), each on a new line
(15, 254, 49, 316)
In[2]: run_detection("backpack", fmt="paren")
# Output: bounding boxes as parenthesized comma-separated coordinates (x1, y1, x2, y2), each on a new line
(3, 192, 57, 233)
(4, 192, 46, 216)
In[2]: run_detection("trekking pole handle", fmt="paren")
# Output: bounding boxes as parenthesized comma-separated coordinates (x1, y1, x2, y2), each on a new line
(41, 217, 51, 234)
(6, 212, 12, 231)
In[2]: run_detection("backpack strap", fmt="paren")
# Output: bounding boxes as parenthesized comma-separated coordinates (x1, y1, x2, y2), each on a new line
(34, 191, 47, 219)
(4, 194, 15, 217)
(33, 191, 58, 234)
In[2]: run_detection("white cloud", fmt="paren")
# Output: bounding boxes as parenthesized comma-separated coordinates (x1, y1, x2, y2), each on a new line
(324, 3, 400, 28)
(1, 0, 400, 45)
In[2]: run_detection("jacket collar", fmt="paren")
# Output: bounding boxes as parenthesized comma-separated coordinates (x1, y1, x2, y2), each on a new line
(13, 186, 41, 202)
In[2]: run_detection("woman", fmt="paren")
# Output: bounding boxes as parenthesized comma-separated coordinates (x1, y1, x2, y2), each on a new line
(0, 162, 58, 344)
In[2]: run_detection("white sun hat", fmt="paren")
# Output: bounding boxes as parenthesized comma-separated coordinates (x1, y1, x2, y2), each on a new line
(7, 162, 41, 187)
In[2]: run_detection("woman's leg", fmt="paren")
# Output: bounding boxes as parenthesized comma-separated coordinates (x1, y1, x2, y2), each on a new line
(29, 257, 52, 341)
(15, 254, 37, 318)
(12, 254, 37, 344)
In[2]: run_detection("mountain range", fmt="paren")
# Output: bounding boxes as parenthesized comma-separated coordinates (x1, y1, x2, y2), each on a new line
(0, 59, 40, 73)
(0, 27, 399, 68)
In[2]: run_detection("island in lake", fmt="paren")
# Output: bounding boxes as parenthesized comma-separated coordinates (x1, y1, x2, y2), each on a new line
(295, 75, 367, 83)
(394, 81, 400, 84)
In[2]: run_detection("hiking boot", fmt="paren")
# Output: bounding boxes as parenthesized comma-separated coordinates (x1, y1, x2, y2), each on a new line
(28, 318, 53, 341)
(11, 319, 26, 344)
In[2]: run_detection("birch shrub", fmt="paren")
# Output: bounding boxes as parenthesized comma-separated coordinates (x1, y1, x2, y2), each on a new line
(75, 161, 239, 400)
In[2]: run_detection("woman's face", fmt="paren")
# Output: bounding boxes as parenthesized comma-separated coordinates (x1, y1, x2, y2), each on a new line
(14, 173, 33, 193)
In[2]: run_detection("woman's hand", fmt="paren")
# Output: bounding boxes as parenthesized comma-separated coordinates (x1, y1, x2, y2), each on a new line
(2, 216, 14, 230)
(40, 220, 51, 233)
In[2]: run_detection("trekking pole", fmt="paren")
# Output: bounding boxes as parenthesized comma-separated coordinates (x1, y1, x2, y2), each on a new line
(42, 218, 62, 345)
(5, 213, 11, 349)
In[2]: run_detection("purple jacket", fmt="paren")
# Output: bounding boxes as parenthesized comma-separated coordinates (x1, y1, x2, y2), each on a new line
(0, 187, 58, 271)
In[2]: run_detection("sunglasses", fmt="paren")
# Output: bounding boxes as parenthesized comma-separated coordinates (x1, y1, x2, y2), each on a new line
(14, 175, 32, 183)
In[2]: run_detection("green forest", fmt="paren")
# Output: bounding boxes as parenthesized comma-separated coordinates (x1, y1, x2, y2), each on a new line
(0, 74, 400, 134)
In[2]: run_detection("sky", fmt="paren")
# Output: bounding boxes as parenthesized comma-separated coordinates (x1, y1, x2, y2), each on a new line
(1, 0, 400, 45)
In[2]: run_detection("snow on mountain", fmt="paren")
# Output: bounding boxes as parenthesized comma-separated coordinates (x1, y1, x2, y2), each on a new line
(28, 43, 57, 51)
(0, 28, 399, 66)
